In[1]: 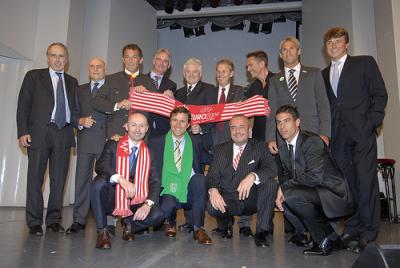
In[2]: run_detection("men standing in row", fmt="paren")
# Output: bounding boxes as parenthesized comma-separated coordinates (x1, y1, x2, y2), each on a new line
(207, 115, 277, 247)
(267, 36, 331, 154)
(275, 105, 353, 256)
(147, 49, 177, 139)
(322, 27, 388, 252)
(245, 50, 274, 142)
(91, 112, 164, 249)
(150, 107, 212, 245)
(92, 44, 156, 139)
(17, 42, 79, 235)
(66, 58, 108, 233)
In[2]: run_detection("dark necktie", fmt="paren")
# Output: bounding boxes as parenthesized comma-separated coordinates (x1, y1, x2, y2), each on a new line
(92, 82, 99, 97)
(288, 144, 295, 178)
(187, 85, 192, 96)
(216, 87, 226, 130)
(129, 146, 138, 181)
(153, 76, 160, 90)
(288, 69, 298, 102)
(54, 72, 67, 129)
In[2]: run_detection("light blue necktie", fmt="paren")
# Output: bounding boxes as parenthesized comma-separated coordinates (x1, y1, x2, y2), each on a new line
(331, 62, 340, 97)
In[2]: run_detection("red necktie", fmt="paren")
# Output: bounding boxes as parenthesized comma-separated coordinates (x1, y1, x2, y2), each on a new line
(233, 146, 243, 170)
(216, 88, 226, 130)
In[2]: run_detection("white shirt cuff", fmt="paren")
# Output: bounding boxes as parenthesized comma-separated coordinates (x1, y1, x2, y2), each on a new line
(113, 103, 119, 111)
(251, 172, 261, 185)
(110, 173, 120, 183)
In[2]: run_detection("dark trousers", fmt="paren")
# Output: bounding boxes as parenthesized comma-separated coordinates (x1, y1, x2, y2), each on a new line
(331, 126, 380, 241)
(284, 187, 333, 243)
(160, 174, 207, 228)
(207, 180, 277, 232)
(73, 151, 101, 225)
(90, 177, 164, 231)
(26, 125, 71, 227)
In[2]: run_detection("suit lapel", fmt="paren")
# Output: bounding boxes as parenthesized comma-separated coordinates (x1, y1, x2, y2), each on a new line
(159, 77, 167, 92)
(277, 70, 295, 103)
(337, 56, 351, 99)
(41, 69, 55, 100)
(226, 86, 236, 102)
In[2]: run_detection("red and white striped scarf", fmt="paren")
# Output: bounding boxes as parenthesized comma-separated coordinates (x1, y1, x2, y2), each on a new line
(128, 90, 271, 125)
(112, 134, 151, 217)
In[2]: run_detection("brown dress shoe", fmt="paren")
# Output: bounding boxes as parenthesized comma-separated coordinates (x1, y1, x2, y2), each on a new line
(96, 229, 111, 249)
(122, 224, 135, 241)
(194, 229, 212, 245)
(165, 224, 177, 237)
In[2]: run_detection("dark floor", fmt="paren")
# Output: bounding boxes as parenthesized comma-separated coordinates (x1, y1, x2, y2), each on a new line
(1, 206, 399, 268)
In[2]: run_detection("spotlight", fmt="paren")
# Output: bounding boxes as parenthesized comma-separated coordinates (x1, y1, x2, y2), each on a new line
(195, 26, 205, 36)
(210, 0, 220, 8)
(229, 22, 245, 30)
(183, 27, 194, 38)
(165, 0, 175, 14)
(248, 22, 260, 34)
(211, 23, 225, 32)
(260, 22, 273, 34)
(176, 0, 187, 12)
(169, 23, 182, 30)
(234, 0, 244, 5)
(192, 0, 202, 11)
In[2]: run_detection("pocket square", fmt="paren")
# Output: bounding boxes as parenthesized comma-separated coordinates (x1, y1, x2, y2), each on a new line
(248, 160, 255, 165)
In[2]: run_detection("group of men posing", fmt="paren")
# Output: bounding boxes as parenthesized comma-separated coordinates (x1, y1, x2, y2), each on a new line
(17, 26, 388, 256)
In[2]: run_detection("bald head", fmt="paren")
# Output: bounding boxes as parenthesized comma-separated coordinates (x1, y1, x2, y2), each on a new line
(125, 113, 149, 144)
(88, 58, 106, 82)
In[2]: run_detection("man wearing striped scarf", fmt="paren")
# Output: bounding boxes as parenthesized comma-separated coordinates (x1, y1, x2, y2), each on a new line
(90, 112, 164, 249)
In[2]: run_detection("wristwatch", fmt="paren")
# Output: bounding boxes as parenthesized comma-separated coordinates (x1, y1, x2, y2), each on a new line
(145, 200, 154, 208)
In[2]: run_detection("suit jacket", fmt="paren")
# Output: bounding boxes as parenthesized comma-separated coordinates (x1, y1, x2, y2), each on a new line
(76, 82, 108, 154)
(278, 131, 354, 218)
(95, 140, 160, 202)
(212, 84, 245, 145)
(244, 72, 274, 142)
(17, 68, 79, 148)
(146, 73, 177, 139)
(207, 139, 277, 193)
(322, 55, 388, 141)
(266, 66, 331, 142)
(149, 133, 203, 180)
(92, 71, 157, 138)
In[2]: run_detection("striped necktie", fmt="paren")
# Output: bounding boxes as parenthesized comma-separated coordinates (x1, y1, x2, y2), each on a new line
(174, 139, 182, 172)
(233, 146, 243, 171)
(288, 69, 297, 102)
(153, 76, 160, 90)
(92, 82, 99, 97)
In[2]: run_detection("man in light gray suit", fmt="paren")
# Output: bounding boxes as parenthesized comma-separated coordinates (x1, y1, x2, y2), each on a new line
(266, 36, 331, 154)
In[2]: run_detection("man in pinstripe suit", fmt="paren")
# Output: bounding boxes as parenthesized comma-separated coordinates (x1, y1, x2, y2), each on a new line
(207, 115, 277, 247)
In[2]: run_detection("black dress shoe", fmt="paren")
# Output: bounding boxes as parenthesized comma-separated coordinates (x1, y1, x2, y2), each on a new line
(46, 223, 65, 233)
(107, 225, 116, 237)
(66, 222, 85, 234)
(341, 233, 360, 252)
(254, 231, 269, 247)
(288, 232, 312, 247)
(178, 223, 193, 233)
(29, 225, 43, 236)
(239, 226, 254, 237)
(350, 239, 368, 253)
(221, 226, 233, 239)
(303, 237, 340, 256)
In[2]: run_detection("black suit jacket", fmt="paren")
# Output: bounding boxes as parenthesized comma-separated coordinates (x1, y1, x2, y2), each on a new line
(17, 68, 79, 148)
(207, 139, 277, 193)
(146, 73, 177, 138)
(95, 140, 160, 202)
(278, 131, 354, 218)
(322, 55, 388, 141)
(92, 71, 157, 137)
(76, 82, 108, 154)
(149, 134, 203, 180)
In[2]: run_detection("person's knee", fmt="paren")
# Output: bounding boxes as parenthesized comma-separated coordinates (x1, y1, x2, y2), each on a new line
(149, 206, 165, 226)
(90, 177, 107, 196)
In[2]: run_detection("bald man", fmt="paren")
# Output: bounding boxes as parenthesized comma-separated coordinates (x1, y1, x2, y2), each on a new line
(66, 58, 108, 233)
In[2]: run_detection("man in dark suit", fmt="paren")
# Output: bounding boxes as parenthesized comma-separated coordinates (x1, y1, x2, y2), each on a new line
(90, 112, 164, 249)
(150, 107, 212, 245)
(17, 42, 79, 236)
(207, 115, 278, 247)
(66, 58, 108, 233)
(147, 48, 177, 139)
(275, 105, 354, 256)
(245, 50, 274, 142)
(322, 27, 388, 252)
(92, 43, 156, 139)
(266, 36, 331, 155)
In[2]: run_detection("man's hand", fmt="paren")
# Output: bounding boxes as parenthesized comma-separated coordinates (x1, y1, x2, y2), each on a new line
(118, 177, 136, 199)
(116, 99, 132, 110)
(268, 141, 279, 154)
(79, 116, 96, 128)
(163, 89, 174, 98)
(110, 134, 123, 142)
(275, 187, 285, 212)
(133, 204, 151, 221)
(209, 188, 227, 213)
(133, 85, 147, 93)
(19, 134, 31, 147)
(191, 124, 202, 135)
(320, 135, 329, 146)
(237, 173, 255, 200)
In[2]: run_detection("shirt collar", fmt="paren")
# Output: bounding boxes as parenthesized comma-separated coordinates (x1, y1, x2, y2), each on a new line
(49, 67, 64, 76)
(331, 54, 348, 65)
(284, 62, 301, 74)
(219, 84, 230, 91)
(125, 69, 140, 77)
(187, 82, 198, 89)
(150, 71, 164, 80)
(91, 79, 105, 88)
(233, 142, 247, 151)
(286, 130, 300, 148)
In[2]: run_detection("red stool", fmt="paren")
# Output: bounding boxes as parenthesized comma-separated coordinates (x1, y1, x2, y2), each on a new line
(376, 158, 398, 223)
